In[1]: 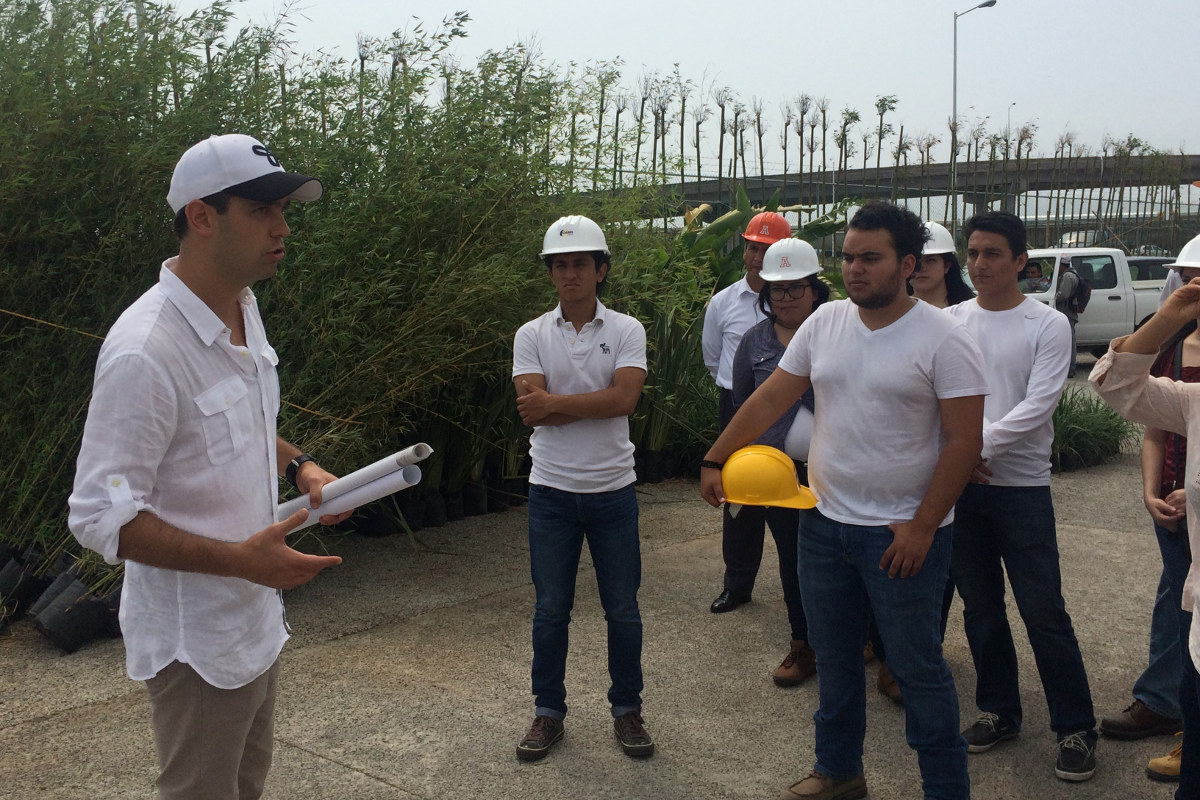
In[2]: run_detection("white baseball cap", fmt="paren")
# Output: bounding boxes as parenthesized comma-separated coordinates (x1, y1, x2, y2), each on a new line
(167, 134, 322, 213)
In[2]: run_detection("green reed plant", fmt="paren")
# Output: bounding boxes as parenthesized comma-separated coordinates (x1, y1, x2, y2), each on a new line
(1051, 384, 1140, 472)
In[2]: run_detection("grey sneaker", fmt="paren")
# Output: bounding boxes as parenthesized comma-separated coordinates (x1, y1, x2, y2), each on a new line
(614, 710, 654, 757)
(963, 712, 1019, 753)
(516, 715, 563, 761)
(1055, 730, 1097, 781)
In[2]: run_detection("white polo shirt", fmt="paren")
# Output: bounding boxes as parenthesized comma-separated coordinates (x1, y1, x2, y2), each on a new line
(702, 277, 764, 390)
(68, 261, 286, 690)
(513, 300, 647, 493)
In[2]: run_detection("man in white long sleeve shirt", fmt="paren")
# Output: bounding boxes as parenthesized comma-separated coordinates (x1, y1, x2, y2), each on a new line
(67, 134, 350, 799)
(700, 211, 791, 614)
(947, 211, 1099, 782)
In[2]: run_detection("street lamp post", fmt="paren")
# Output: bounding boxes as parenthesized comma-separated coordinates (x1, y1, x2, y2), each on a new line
(1006, 101, 1017, 155)
(951, 0, 997, 241)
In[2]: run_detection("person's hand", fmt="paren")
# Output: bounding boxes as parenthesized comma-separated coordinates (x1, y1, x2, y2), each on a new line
(700, 466, 725, 508)
(1160, 277, 1200, 324)
(1165, 488, 1188, 514)
(969, 459, 993, 485)
(296, 462, 355, 526)
(880, 519, 935, 578)
(235, 509, 343, 589)
(1146, 494, 1184, 532)
(516, 380, 556, 425)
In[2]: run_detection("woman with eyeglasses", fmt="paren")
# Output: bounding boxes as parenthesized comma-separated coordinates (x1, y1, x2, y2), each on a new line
(909, 221, 976, 308)
(727, 237, 829, 688)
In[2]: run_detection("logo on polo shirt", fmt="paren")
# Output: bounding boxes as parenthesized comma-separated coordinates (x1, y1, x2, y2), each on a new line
(600, 343, 610, 354)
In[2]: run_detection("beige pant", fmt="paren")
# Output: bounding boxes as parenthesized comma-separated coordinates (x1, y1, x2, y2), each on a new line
(146, 658, 280, 800)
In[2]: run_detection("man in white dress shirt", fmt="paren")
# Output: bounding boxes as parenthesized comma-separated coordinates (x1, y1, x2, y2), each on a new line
(701, 211, 792, 613)
(68, 134, 350, 799)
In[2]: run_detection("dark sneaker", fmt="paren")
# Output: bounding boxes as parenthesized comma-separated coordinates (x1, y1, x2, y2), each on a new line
(1055, 730, 1097, 781)
(963, 712, 1019, 753)
(780, 770, 868, 800)
(516, 715, 563, 761)
(614, 710, 654, 757)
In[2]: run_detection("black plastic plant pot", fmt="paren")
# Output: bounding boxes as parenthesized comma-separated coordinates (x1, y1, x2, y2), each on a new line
(461, 482, 487, 516)
(28, 569, 81, 619)
(34, 579, 107, 653)
(423, 492, 448, 528)
(0, 558, 53, 621)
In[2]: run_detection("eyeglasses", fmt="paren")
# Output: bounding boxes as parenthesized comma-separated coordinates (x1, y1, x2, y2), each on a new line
(768, 283, 811, 301)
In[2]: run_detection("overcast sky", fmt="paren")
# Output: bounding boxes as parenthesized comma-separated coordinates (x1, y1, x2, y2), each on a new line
(176, 0, 1199, 173)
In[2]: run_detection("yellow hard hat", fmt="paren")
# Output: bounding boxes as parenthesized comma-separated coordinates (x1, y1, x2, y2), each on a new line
(721, 445, 817, 510)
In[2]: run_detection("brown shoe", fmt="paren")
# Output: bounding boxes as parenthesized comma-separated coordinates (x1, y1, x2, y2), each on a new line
(876, 660, 902, 705)
(774, 640, 817, 687)
(780, 770, 868, 800)
(1100, 699, 1181, 739)
(1147, 735, 1183, 782)
(516, 715, 564, 761)
(613, 710, 654, 757)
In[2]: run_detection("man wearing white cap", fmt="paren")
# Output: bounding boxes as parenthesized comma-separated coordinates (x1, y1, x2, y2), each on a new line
(68, 134, 349, 799)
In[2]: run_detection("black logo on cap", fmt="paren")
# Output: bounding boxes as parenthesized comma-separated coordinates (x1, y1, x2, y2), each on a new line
(252, 144, 280, 167)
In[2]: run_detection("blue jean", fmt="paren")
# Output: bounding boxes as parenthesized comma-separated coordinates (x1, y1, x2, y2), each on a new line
(798, 508, 969, 799)
(1133, 519, 1190, 720)
(952, 484, 1095, 736)
(527, 482, 643, 719)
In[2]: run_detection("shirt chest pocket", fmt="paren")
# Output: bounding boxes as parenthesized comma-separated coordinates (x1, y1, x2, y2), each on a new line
(194, 376, 253, 465)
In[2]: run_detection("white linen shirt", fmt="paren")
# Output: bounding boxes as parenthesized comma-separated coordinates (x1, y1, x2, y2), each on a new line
(68, 260, 286, 689)
(702, 277, 764, 390)
(513, 300, 647, 493)
(946, 297, 1071, 485)
(1091, 344, 1200, 671)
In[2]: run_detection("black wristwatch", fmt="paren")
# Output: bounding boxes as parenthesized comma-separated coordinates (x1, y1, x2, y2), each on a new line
(286, 453, 317, 489)
(699, 459, 724, 471)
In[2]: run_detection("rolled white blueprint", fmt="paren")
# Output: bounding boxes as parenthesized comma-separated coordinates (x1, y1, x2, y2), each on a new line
(279, 464, 422, 533)
(312, 443, 432, 507)
(395, 443, 433, 467)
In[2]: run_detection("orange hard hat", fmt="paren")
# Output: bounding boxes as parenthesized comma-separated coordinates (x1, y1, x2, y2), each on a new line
(743, 212, 791, 244)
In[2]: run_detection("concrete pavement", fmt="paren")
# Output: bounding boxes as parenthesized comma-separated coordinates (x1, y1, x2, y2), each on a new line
(0, 448, 1182, 799)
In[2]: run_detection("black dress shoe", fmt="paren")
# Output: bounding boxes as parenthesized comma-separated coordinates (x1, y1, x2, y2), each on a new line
(710, 589, 749, 613)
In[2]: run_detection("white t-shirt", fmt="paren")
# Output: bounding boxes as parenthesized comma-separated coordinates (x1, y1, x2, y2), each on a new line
(778, 298, 988, 526)
(702, 277, 764, 390)
(946, 297, 1071, 485)
(513, 300, 647, 493)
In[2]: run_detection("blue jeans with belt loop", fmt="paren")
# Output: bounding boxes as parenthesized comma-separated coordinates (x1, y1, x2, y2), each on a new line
(952, 483, 1096, 737)
(1132, 519, 1190, 720)
(798, 507, 968, 799)
(527, 482, 644, 720)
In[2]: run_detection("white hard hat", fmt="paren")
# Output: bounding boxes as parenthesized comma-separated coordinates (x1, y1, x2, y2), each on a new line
(1168, 234, 1200, 270)
(923, 221, 956, 256)
(540, 215, 610, 257)
(759, 238, 820, 282)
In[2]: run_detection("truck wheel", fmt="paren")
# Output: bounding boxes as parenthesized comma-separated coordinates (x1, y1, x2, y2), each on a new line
(1090, 346, 1109, 358)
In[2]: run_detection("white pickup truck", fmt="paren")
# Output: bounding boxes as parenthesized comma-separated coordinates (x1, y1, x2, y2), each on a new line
(1018, 247, 1166, 355)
